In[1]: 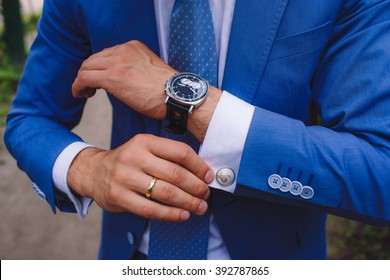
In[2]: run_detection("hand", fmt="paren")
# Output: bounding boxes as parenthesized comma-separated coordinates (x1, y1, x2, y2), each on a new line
(72, 40, 176, 120)
(67, 134, 214, 222)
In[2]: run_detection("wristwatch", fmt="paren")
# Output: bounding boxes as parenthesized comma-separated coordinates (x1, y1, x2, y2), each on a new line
(164, 72, 209, 134)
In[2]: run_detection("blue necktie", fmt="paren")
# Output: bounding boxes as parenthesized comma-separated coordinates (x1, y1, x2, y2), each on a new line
(148, 0, 217, 260)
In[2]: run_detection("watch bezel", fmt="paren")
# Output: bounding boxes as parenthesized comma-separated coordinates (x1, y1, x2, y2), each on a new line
(165, 72, 209, 107)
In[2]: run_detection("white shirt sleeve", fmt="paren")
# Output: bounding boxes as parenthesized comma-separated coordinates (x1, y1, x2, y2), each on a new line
(199, 91, 255, 193)
(52, 141, 95, 219)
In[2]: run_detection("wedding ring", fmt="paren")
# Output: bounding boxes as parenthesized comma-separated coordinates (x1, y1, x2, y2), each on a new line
(146, 177, 157, 199)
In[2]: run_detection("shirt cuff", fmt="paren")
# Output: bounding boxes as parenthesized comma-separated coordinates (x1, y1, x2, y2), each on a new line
(199, 91, 255, 193)
(52, 141, 95, 219)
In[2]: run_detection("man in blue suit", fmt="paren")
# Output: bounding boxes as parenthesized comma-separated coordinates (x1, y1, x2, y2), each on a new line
(4, 0, 390, 259)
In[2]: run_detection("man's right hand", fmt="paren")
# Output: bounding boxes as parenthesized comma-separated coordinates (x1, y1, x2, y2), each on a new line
(67, 134, 214, 222)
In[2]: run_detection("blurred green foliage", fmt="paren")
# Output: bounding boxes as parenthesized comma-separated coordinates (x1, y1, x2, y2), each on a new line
(0, 41, 20, 124)
(327, 215, 390, 259)
(0, 13, 40, 125)
(23, 13, 40, 34)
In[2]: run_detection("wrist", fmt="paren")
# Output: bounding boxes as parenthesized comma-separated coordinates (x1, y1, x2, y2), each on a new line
(187, 86, 222, 142)
(67, 147, 106, 198)
(163, 72, 222, 141)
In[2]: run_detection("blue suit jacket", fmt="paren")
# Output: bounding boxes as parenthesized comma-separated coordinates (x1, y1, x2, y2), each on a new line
(4, 0, 390, 259)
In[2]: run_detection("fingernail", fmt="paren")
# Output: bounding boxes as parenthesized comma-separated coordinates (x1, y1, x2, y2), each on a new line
(197, 201, 208, 214)
(204, 170, 214, 183)
(204, 189, 210, 200)
(181, 211, 190, 221)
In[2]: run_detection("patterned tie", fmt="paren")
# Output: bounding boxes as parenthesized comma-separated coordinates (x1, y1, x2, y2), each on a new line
(148, 0, 217, 260)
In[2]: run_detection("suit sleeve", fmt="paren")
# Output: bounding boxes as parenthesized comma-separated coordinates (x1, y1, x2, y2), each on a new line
(235, 0, 390, 225)
(4, 0, 91, 213)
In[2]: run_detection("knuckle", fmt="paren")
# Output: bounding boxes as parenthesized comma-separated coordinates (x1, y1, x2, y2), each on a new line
(128, 40, 143, 48)
(158, 183, 174, 201)
(166, 210, 182, 222)
(177, 144, 193, 162)
(103, 45, 114, 52)
(195, 183, 208, 198)
(129, 135, 148, 153)
(141, 205, 157, 218)
(131, 134, 148, 145)
(117, 44, 129, 53)
(77, 70, 89, 82)
(169, 165, 184, 183)
(130, 134, 142, 143)
(128, 40, 138, 46)
(184, 198, 201, 212)
(194, 160, 208, 177)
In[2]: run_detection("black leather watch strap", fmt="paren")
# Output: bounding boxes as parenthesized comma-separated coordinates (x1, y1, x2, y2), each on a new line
(164, 98, 190, 134)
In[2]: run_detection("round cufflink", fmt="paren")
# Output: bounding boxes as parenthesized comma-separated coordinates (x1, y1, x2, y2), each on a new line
(268, 174, 282, 189)
(290, 181, 303, 196)
(216, 168, 235, 187)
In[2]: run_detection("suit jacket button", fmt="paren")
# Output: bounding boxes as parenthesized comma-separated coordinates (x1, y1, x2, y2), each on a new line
(300, 186, 314, 199)
(216, 168, 235, 187)
(127, 232, 135, 245)
(268, 174, 282, 189)
(290, 181, 303, 196)
(32, 182, 46, 200)
(280, 177, 292, 192)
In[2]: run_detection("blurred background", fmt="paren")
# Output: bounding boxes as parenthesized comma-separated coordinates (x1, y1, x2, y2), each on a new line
(0, 0, 389, 260)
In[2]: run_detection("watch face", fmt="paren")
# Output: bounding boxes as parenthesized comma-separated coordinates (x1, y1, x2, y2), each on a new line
(168, 73, 209, 104)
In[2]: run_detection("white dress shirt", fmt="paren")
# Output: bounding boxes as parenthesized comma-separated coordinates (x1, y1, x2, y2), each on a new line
(53, 0, 254, 259)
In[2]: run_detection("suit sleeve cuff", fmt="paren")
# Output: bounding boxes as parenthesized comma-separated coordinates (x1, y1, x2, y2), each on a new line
(52, 141, 95, 219)
(199, 91, 255, 193)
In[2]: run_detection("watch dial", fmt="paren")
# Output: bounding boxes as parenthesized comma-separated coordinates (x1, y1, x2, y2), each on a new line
(170, 73, 208, 102)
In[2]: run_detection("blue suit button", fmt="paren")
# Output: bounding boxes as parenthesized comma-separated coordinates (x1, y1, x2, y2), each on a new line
(279, 177, 292, 192)
(290, 181, 303, 196)
(127, 232, 135, 245)
(268, 174, 282, 189)
(300, 186, 314, 199)
(32, 182, 46, 200)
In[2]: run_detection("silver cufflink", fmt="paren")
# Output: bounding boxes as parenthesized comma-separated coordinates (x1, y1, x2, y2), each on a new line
(216, 167, 235, 187)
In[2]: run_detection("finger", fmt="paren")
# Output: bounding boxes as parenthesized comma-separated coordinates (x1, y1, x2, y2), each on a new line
(138, 176, 208, 215)
(143, 155, 210, 200)
(71, 86, 97, 99)
(80, 56, 113, 71)
(147, 136, 214, 184)
(82, 88, 97, 98)
(88, 47, 116, 59)
(72, 70, 107, 98)
(117, 189, 191, 222)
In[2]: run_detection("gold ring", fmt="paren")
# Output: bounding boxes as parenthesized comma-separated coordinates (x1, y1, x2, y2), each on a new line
(146, 177, 157, 199)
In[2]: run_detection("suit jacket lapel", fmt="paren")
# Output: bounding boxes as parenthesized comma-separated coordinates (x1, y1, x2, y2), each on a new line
(223, 0, 289, 103)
